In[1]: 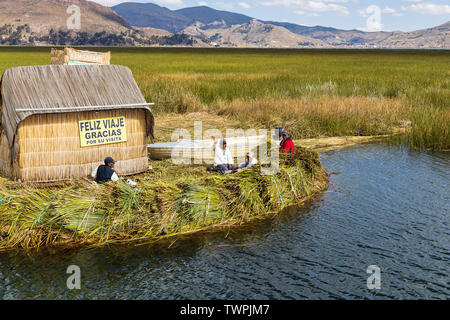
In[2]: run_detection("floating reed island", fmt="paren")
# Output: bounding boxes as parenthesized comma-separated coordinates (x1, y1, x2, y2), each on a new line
(0, 62, 328, 251)
(0, 149, 328, 251)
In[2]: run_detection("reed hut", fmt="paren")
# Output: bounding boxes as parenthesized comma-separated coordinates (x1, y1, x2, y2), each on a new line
(0, 65, 154, 182)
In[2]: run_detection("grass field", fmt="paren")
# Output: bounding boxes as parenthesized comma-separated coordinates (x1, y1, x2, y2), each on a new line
(0, 47, 448, 150)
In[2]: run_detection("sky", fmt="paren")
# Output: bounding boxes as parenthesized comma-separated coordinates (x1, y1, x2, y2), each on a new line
(94, 0, 450, 32)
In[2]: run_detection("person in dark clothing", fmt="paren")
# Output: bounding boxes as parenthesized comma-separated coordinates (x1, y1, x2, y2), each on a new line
(91, 157, 120, 183)
(279, 130, 295, 154)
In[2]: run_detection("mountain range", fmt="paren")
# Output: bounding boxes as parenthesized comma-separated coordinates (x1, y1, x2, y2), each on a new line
(0, 0, 448, 48)
(112, 2, 449, 48)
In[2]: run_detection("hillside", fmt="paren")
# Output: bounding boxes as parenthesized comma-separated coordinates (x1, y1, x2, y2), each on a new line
(0, 0, 130, 34)
(175, 6, 253, 27)
(183, 19, 327, 48)
(112, 2, 192, 33)
(378, 22, 450, 48)
(0, 0, 199, 46)
(267, 21, 397, 47)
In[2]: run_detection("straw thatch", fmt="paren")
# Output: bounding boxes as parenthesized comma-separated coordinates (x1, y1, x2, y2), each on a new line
(0, 65, 154, 182)
(0, 126, 12, 178)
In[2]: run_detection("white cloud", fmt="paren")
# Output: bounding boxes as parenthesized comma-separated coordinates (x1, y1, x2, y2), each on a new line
(238, 2, 251, 9)
(382, 7, 403, 16)
(382, 7, 396, 14)
(408, 3, 450, 14)
(198, 1, 208, 5)
(260, 0, 349, 15)
(294, 10, 319, 16)
(214, 2, 234, 10)
(357, 8, 367, 17)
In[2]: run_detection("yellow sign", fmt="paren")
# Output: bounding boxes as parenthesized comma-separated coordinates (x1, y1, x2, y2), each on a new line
(79, 116, 127, 147)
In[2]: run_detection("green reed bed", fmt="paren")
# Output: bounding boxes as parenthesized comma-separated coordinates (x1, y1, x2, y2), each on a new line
(0, 149, 328, 251)
(0, 47, 448, 150)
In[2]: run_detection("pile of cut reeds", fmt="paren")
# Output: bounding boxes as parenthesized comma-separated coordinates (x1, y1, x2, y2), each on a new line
(0, 147, 328, 251)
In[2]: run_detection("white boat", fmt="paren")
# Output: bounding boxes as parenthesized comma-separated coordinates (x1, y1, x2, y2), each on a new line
(148, 135, 267, 161)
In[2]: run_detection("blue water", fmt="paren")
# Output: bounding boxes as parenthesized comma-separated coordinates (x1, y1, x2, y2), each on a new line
(0, 144, 448, 299)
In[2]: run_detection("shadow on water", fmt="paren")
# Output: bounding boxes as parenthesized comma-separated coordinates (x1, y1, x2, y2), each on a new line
(0, 144, 449, 299)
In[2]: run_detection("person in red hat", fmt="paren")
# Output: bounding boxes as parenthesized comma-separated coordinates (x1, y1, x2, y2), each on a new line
(280, 130, 295, 154)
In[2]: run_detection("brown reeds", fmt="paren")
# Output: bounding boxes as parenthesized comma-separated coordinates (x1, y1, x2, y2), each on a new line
(215, 95, 409, 139)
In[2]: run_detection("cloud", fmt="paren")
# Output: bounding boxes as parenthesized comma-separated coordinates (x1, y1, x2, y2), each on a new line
(382, 7, 396, 14)
(357, 8, 367, 17)
(260, 0, 350, 15)
(214, 2, 234, 10)
(238, 2, 251, 9)
(408, 3, 450, 14)
(294, 10, 319, 16)
(382, 7, 403, 16)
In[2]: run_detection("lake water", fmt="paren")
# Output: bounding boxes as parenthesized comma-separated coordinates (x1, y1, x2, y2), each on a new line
(0, 144, 448, 299)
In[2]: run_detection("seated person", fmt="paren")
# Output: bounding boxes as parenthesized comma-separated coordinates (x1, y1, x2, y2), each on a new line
(238, 151, 258, 169)
(208, 137, 237, 174)
(279, 130, 295, 154)
(91, 157, 120, 183)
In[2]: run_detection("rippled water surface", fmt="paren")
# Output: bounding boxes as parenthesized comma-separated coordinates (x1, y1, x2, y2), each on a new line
(0, 145, 449, 299)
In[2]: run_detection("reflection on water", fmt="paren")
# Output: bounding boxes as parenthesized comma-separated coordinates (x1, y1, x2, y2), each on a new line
(0, 145, 449, 299)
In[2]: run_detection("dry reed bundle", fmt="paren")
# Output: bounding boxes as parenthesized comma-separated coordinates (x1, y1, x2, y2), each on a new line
(51, 48, 111, 65)
(0, 147, 328, 251)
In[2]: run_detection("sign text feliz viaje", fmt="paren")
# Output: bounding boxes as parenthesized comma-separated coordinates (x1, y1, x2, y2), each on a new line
(79, 116, 127, 147)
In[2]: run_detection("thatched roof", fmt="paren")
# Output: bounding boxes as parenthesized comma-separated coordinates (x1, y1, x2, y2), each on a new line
(0, 65, 154, 150)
